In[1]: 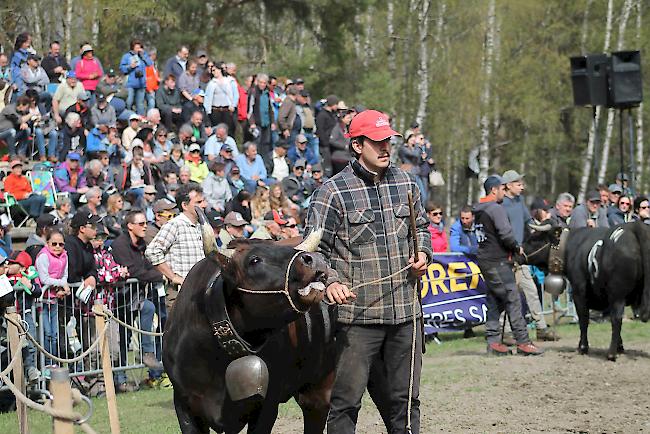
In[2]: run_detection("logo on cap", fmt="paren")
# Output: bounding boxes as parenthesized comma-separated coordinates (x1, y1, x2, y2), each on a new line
(375, 117, 390, 127)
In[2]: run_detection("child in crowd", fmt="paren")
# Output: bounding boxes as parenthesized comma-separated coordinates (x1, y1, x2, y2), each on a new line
(7, 251, 41, 383)
(35, 230, 70, 363)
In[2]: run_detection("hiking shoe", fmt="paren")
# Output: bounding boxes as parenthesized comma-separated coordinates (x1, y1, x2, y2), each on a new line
(516, 342, 544, 356)
(501, 333, 516, 346)
(487, 342, 511, 356)
(537, 327, 560, 342)
(26, 366, 40, 384)
(158, 373, 173, 389)
(141, 352, 164, 370)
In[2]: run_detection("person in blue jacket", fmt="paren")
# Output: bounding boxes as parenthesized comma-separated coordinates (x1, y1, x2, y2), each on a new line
(119, 39, 152, 116)
(10, 32, 32, 98)
(449, 205, 478, 256)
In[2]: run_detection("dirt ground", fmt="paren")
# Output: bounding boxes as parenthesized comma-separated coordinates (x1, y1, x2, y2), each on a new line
(273, 321, 650, 433)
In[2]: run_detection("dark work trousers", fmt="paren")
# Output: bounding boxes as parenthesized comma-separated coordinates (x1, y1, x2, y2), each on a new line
(480, 261, 530, 345)
(327, 320, 422, 434)
(209, 109, 235, 137)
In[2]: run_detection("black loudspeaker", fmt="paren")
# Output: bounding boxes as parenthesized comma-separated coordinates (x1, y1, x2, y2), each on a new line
(570, 54, 609, 106)
(608, 50, 643, 108)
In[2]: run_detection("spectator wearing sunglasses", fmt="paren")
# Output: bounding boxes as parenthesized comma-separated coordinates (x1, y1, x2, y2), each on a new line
(633, 196, 650, 224)
(609, 194, 635, 226)
(426, 202, 448, 253)
(145, 199, 178, 244)
(186, 143, 209, 183)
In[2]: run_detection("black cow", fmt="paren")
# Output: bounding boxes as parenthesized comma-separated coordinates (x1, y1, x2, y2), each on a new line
(163, 212, 336, 434)
(524, 220, 650, 361)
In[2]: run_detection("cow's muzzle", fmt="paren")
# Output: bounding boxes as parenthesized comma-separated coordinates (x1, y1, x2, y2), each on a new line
(293, 253, 329, 298)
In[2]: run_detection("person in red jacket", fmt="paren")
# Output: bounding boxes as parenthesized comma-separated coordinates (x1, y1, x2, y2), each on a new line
(145, 48, 160, 112)
(4, 159, 46, 218)
(426, 201, 448, 253)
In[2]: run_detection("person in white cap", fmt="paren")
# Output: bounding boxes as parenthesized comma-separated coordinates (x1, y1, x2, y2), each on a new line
(305, 109, 431, 434)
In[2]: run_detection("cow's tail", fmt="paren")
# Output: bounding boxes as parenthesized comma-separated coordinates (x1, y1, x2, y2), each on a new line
(631, 222, 650, 322)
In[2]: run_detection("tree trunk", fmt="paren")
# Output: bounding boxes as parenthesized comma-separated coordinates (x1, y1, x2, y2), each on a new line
(91, 0, 100, 47)
(635, 0, 644, 191)
(415, 0, 432, 126)
(478, 0, 496, 196)
(597, 0, 634, 185)
(577, 0, 614, 203)
(387, 0, 396, 80)
(580, 0, 593, 53)
(363, 7, 375, 68)
(64, 0, 73, 62)
(31, 2, 42, 52)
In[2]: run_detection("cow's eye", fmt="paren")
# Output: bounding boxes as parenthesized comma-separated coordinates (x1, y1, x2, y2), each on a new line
(249, 256, 261, 266)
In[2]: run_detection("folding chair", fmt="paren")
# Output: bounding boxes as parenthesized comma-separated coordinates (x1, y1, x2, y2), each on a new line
(27, 163, 58, 208)
(2, 193, 30, 228)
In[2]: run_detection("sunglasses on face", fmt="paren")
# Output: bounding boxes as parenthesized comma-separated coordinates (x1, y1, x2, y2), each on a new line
(285, 224, 297, 228)
(620, 202, 631, 206)
(295, 167, 305, 171)
(641, 205, 650, 210)
(132, 221, 147, 226)
(157, 133, 167, 137)
(191, 150, 200, 154)
(145, 192, 156, 195)
(158, 212, 176, 219)
(430, 211, 443, 216)
(49, 242, 64, 247)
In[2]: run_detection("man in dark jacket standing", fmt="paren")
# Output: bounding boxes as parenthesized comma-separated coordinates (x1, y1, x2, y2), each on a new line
(155, 74, 183, 131)
(110, 210, 165, 387)
(65, 211, 100, 289)
(473, 175, 542, 356)
(247, 73, 275, 157)
(315, 95, 339, 176)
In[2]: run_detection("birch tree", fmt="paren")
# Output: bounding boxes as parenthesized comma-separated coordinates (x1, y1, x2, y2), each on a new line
(635, 0, 644, 190)
(31, 2, 42, 52)
(415, 0, 432, 126)
(387, 0, 396, 80)
(64, 0, 73, 61)
(91, 0, 100, 47)
(577, 0, 613, 203)
(478, 0, 496, 195)
(597, 0, 634, 185)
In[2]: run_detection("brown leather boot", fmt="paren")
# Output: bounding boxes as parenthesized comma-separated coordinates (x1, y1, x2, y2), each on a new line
(487, 342, 511, 356)
(516, 342, 544, 356)
(536, 327, 560, 341)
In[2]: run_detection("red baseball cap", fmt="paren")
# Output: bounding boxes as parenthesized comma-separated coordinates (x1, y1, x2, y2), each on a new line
(345, 110, 401, 141)
(8, 251, 32, 269)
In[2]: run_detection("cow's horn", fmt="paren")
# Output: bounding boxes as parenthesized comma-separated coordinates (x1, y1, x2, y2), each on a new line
(528, 223, 552, 232)
(294, 228, 323, 252)
(195, 206, 218, 255)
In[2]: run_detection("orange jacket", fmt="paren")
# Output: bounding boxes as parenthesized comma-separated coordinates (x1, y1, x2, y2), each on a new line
(4, 173, 32, 200)
(146, 64, 160, 93)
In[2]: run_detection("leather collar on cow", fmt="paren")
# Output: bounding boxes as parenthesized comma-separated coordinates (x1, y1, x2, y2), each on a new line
(205, 271, 267, 360)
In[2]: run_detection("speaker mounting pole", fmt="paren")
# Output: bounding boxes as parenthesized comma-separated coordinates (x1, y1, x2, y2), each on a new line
(619, 108, 624, 192)
(628, 108, 636, 195)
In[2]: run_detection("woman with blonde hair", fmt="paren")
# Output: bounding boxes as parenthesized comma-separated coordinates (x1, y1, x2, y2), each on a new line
(103, 193, 126, 239)
(270, 183, 298, 217)
(250, 186, 271, 226)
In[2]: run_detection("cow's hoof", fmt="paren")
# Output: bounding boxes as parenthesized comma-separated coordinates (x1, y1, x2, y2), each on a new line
(578, 345, 589, 355)
(606, 353, 617, 362)
(617, 345, 625, 354)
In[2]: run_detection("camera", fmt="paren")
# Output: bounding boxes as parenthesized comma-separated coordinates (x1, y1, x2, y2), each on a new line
(135, 70, 143, 79)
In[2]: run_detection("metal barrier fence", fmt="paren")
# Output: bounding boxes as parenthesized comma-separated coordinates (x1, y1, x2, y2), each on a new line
(0, 278, 165, 395)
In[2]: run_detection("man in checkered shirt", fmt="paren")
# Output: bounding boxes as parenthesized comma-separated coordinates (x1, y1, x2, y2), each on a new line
(305, 110, 431, 434)
(145, 182, 207, 309)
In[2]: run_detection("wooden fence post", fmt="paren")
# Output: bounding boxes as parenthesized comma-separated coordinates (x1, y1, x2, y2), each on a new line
(93, 301, 120, 434)
(6, 307, 29, 434)
(50, 367, 73, 434)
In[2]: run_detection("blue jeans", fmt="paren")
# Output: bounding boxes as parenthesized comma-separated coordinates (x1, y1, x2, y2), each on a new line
(127, 87, 146, 115)
(304, 132, 320, 160)
(110, 97, 127, 117)
(19, 194, 47, 218)
(22, 306, 36, 369)
(42, 302, 59, 364)
(34, 128, 59, 159)
(0, 128, 16, 155)
(146, 91, 156, 112)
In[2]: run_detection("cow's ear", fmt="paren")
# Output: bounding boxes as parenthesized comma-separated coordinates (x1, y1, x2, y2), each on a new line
(211, 250, 232, 270)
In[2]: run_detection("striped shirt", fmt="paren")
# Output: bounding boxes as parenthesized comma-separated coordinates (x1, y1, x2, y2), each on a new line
(145, 213, 205, 279)
(305, 160, 432, 325)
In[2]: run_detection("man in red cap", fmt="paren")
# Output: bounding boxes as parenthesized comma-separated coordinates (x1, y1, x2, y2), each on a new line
(305, 109, 431, 433)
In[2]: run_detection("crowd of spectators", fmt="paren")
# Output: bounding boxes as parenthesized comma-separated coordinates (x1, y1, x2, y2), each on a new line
(3, 30, 648, 391)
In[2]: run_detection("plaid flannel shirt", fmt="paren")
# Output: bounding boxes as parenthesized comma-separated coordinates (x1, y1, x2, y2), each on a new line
(305, 160, 432, 325)
(145, 213, 205, 279)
